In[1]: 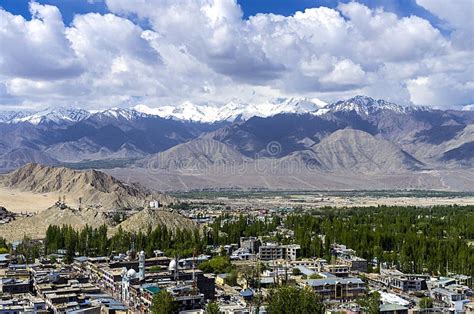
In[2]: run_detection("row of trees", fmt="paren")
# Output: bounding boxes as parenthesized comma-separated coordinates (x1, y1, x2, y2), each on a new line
(43, 214, 282, 261)
(285, 205, 474, 277)
(44, 224, 205, 261)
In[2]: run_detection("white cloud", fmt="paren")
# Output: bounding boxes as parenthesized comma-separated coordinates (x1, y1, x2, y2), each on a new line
(416, 0, 473, 50)
(0, 2, 83, 80)
(0, 0, 472, 109)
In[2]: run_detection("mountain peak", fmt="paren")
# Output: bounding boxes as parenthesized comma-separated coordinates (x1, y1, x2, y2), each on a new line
(326, 95, 412, 115)
(10, 107, 91, 125)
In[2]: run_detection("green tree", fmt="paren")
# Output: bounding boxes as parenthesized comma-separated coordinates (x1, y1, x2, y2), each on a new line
(267, 286, 324, 314)
(225, 269, 238, 286)
(199, 256, 233, 274)
(419, 297, 433, 309)
(151, 290, 177, 314)
(205, 302, 220, 314)
(356, 291, 380, 314)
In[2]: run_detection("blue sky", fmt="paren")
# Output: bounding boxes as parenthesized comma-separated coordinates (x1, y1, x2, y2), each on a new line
(0, 0, 472, 109)
(0, 0, 442, 28)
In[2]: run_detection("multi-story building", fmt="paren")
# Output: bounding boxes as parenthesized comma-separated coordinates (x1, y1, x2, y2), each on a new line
(324, 265, 351, 277)
(337, 256, 368, 273)
(431, 287, 467, 309)
(380, 269, 428, 292)
(258, 243, 300, 261)
(240, 237, 260, 254)
(0, 278, 30, 294)
(305, 277, 366, 301)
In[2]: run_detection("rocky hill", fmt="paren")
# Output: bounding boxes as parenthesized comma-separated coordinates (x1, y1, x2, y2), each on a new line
(112, 208, 197, 234)
(0, 163, 175, 210)
(140, 138, 251, 170)
(308, 129, 423, 173)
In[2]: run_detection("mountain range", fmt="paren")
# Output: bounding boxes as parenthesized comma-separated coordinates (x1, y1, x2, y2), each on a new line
(1, 96, 473, 191)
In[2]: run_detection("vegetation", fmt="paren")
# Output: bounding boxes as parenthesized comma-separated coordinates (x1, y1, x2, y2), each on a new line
(209, 214, 280, 245)
(44, 224, 205, 259)
(42, 205, 473, 279)
(198, 256, 233, 274)
(151, 290, 177, 314)
(15, 236, 43, 263)
(285, 205, 474, 277)
(266, 285, 324, 314)
(204, 302, 220, 314)
(0, 237, 8, 254)
(419, 297, 434, 309)
(356, 292, 381, 314)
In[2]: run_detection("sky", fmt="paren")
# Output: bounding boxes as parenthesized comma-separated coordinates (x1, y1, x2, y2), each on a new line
(0, 0, 473, 110)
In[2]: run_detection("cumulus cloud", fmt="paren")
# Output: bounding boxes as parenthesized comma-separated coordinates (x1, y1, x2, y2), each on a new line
(0, 0, 472, 109)
(0, 2, 83, 80)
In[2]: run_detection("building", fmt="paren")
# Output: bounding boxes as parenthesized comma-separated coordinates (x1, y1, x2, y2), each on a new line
(240, 237, 260, 254)
(0, 294, 46, 313)
(380, 304, 409, 314)
(380, 269, 428, 292)
(0, 278, 30, 294)
(149, 200, 160, 208)
(258, 244, 300, 261)
(324, 265, 350, 277)
(337, 256, 368, 273)
(305, 277, 366, 301)
(431, 287, 467, 310)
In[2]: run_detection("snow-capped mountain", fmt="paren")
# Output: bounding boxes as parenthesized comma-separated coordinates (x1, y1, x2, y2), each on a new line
(0, 110, 30, 123)
(90, 108, 149, 121)
(8, 108, 91, 125)
(0, 96, 434, 125)
(325, 95, 428, 115)
(134, 97, 326, 123)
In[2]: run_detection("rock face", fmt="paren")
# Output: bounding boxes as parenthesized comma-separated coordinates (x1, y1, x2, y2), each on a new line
(308, 129, 423, 173)
(0, 163, 175, 210)
(141, 138, 251, 170)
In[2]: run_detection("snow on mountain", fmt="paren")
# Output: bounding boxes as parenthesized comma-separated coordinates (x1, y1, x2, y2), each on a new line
(325, 95, 428, 115)
(10, 108, 91, 125)
(91, 108, 149, 120)
(134, 97, 326, 123)
(0, 96, 434, 125)
(0, 111, 31, 123)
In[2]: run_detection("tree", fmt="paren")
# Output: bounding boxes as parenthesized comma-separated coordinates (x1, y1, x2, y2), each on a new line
(225, 269, 238, 286)
(419, 297, 433, 309)
(205, 302, 220, 314)
(309, 273, 323, 279)
(356, 291, 380, 314)
(151, 290, 177, 314)
(267, 286, 324, 314)
(199, 256, 233, 274)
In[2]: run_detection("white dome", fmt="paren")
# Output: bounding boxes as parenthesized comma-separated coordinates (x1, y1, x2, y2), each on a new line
(127, 268, 137, 277)
(168, 259, 177, 271)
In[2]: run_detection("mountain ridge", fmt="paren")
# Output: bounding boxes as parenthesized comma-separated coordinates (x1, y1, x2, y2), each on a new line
(0, 163, 175, 209)
(1, 95, 444, 125)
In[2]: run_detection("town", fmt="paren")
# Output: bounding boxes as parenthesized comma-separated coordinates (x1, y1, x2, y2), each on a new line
(0, 201, 473, 314)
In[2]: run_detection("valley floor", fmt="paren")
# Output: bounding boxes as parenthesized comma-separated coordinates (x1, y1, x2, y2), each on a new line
(105, 166, 474, 192)
(0, 187, 58, 214)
